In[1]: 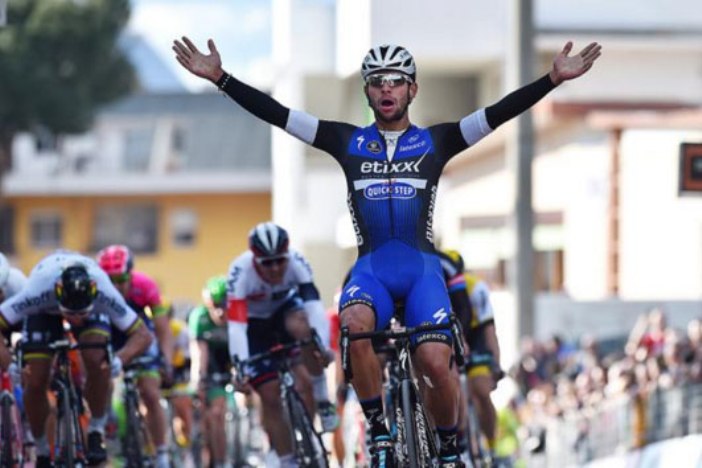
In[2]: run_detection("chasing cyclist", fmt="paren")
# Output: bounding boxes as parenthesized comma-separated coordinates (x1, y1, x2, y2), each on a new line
(96, 244, 172, 468)
(439, 249, 503, 462)
(165, 302, 193, 450)
(0, 250, 153, 467)
(173, 36, 601, 467)
(188, 275, 235, 468)
(226, 222, 337, 468)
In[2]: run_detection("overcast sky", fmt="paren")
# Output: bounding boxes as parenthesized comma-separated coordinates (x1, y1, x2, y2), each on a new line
(128, 0, 273, 91)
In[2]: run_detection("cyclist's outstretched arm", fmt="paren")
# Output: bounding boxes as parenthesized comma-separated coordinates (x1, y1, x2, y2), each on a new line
(452, 41, 602, 153)
(173, 36, 352, 155)
(485, 41, 601, 130)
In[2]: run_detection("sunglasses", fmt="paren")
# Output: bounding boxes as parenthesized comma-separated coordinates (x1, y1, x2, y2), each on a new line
(109, 273, 131, 284)
(366, 73, 413, 89)
(254, 255, 288, 268)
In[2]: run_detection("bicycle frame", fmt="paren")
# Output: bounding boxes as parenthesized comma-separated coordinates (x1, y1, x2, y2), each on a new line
(120, 355, 156, 467)
(19, 339, 110, 468)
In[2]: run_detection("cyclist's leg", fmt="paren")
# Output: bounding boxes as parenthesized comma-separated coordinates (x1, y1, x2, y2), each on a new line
(283, 305, 329, 422)
(74, 314, 111, 463)
(405, 262, 461, 463)
(468, 364, 497, 453)
(247, 318, 295, 461)
(204, 391, 227, 467)
(170, 386, 193, 447)
(339, 270, 395, 465)
(137, 371, 169, 465)
(253, 378, 293, 458)
(20, 314, 63, 460)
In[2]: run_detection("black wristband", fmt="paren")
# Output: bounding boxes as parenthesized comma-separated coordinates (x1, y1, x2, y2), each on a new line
(215, 72, 231, 90)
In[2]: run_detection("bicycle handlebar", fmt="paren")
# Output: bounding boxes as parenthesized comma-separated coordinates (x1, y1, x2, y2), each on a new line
(340, 314, 466, 382)
(232, 330, 323, 387)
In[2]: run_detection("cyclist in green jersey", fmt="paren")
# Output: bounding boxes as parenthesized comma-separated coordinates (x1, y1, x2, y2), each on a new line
(188, 276, 232, 468)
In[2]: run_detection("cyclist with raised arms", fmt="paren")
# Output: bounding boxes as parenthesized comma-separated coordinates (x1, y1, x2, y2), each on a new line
(173, 37, 601, 468)
(225, 222, 337, 468)
(438, 249, 502, 461)
(0, 250, 153, 467)
(188, 275, 234, 468)
(97, 244, 172, 468)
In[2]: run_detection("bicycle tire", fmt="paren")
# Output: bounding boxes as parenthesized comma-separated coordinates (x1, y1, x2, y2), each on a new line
(286, 390, 328, 468)
(229, 398, 250, 467)
(55, 388, 76, 467)
(466, 398, 488, 467)
(0, 394, 17, 467)
(123, 391, 148, 468)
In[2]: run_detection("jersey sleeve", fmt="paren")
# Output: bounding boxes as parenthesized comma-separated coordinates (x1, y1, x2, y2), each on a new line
(225, 259, 249, 360)
(92, 268, 140, 332)
(4, 268, 27, 298)
(137, 273, 167, 316)
(0, 266, 54, 328)
(188, 307, 203, 339)
(470, 280, 495, 325)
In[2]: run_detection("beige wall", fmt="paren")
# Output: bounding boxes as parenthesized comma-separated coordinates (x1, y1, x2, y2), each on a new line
(8, 192, 272, 304)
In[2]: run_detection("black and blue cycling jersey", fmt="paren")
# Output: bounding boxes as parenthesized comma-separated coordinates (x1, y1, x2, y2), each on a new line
(216, 72, 556, 340)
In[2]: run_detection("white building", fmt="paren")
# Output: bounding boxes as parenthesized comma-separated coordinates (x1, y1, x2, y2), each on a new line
(269, 0, 702, 364)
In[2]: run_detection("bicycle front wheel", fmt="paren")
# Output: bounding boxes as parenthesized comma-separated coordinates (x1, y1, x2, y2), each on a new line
(55, 389, 77, 467)
(399, 380, 436, 468)
(286, 390, 328, 468)
(0, 393, 22, 467)
(122, 391, 150, 467)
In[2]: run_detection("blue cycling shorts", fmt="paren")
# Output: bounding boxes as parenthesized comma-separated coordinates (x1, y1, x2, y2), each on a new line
(339, 240, 453, 347)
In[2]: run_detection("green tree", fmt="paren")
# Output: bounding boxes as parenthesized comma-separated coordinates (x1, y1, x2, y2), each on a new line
(0, 0, 136, 172)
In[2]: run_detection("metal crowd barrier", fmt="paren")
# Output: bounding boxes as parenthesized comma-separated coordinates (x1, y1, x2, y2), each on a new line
(529, 382, 702, 467)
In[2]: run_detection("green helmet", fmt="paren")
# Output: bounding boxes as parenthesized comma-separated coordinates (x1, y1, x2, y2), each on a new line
(202, 275, 227, 308)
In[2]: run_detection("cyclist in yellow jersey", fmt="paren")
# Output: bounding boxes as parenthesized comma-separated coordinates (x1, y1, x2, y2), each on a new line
(166, 307, 193, 448)
(439, 250, 503, 459)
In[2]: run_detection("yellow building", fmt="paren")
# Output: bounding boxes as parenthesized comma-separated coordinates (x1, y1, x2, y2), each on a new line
(1, 92, 272, 305)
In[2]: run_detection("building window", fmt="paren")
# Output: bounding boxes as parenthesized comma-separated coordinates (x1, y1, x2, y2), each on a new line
(123, 127, 154, 172)
(92, 204, 158, 253)
(0, 206, 15, 253)
(170, 209, 197, 247)
(30, 213, 62, 248)
(458, 212, 564, 291)
(171, 126, 187, 153)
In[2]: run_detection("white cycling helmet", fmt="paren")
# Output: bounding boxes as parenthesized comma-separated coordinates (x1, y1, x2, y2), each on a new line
(0, 253, 9, 290)
(361, 44, 416, 81)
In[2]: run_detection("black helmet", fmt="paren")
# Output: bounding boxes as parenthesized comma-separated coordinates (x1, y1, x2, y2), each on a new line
(55, 264, 97, 314)
(248, 222, 290, 258)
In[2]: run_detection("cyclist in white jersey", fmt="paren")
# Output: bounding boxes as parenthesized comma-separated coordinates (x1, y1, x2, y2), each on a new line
(0, 250, 153, 467)
(227, 222, 336, 468)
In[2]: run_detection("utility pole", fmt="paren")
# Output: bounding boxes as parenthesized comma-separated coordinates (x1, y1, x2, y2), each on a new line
(507, 0, 535, 339)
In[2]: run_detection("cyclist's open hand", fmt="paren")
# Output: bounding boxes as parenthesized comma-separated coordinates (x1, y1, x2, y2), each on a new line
(172, 37, 224, 83)
(550, 41, 602, 85)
